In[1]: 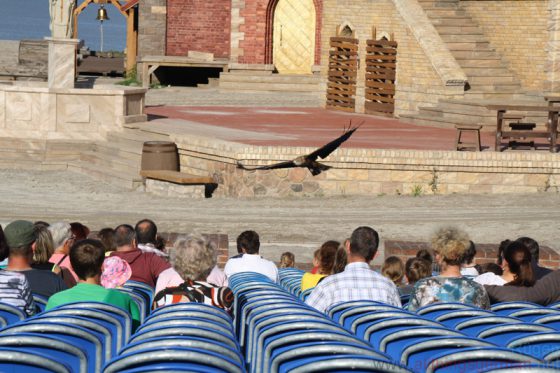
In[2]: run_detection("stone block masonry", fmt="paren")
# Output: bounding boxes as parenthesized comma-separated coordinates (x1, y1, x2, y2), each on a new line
(138, 0, 167, 58)
(166, 0, 231, 58)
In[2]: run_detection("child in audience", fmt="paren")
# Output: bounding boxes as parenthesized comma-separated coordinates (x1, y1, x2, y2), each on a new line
(279, 252, 295, 268)
(301, 241, 339, 291)
(461, 241, 480, 277)
(399, 257, 431, 296)
(101, 256, 132, 288)
(46, 239, 141, 328)
(381, 256, 404, 287)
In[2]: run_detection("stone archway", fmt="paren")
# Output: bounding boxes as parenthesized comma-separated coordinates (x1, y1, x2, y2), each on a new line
(268, 0, 316, 74)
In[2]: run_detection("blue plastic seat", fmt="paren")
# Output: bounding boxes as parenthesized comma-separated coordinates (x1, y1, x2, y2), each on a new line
(415, 302, 477, 320)
(327, 300, 388, 321)
(269, 341, 389, 373)
(355, 316, 443, 345)
(134, 317, 234, 338)
(490, 302, 541, 315)
(477, 323, 555, 346)
(0, 347, 73, 373)
(435, 309, 494, 329)
(258, 328, 372, 373)
(56, 301, 134, 336)
(1, 321, 104, 372)
(236, 296, 299, 340)
(506, 332, 560, 361)
(102, 347, 243, 373)
(0, 302, 26, 325)
(423, 347, 541, 373)
(335, 304, 411, 328)
(345, 310, 413, 333)
(128, 325, 240, 351)
(116, 288, 147, 322)
(42, 307, 127, 350)
(277, 354, 412, 373)
(533, 314, 560, 331)
(29, 315, 115, 360)
(476, 363, 560, 373)
(32, 294, 48, 313)
(380, 326, 466, 360)
(123, 280, 154, 304)
(151, 302, 231, 319)
(120, 336, 244, 367)
(505, 308, 560, 322)
(0, 333, 87, 373)
(300, 287, 314, 301)
(144, 310, 231, 328)
(455, 316, 522, 337)
(399, 336, 495, 372)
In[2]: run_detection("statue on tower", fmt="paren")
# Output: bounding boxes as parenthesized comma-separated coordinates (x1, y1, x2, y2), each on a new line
(49, 0, 76, 39)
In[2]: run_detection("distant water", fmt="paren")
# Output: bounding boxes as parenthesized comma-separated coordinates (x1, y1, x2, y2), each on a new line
(0, 0, 126, 51)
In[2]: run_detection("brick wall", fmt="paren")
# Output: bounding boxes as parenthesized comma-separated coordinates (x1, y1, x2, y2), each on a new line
(385, 240, 560, 270)
(166, 0, 231, 58)
(138, 0, 167, 58)
(462, 0, 548, 92)
(237, 0, 323, 65)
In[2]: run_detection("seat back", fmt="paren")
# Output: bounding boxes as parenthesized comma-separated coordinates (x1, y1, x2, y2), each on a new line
(0, 347, 72, 373)
(0, 302, 26, 325)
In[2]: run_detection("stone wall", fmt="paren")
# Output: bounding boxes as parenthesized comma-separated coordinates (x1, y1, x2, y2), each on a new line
(461, 0, 548, 92)
(138, 0, 167, 58)
(0, 84, 146, 140)
(166, 0, 231, 58)
(320, 0, 465, 115)
(170, 132, 560, 198)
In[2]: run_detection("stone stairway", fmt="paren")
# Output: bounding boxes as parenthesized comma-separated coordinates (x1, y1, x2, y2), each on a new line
(402, 0, 540, 128)
(68, 127, 171, 190)
(218, 70, 323, 93)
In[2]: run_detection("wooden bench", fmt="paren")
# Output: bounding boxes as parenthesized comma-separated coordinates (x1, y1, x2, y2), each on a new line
(140, 170, 217, 198)
(138, 55, 229, 88)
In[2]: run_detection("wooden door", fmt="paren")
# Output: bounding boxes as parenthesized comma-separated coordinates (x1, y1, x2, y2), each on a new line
(273, 0, 316, 74)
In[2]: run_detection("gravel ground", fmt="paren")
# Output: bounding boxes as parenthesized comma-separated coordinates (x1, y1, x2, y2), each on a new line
(1, 169, 559, 264)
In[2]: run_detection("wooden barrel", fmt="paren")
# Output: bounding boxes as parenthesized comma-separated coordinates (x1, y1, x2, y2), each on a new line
(141, 141, 179, 171)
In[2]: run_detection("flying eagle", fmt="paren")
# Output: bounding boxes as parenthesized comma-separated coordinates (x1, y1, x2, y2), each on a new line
(237, 121, 363, 176)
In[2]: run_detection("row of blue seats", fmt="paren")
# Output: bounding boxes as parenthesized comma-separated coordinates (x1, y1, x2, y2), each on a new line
(229, 271, 411, 373)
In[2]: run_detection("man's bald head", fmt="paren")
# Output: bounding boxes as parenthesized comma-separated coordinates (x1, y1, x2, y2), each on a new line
(135, 219, 157, 245)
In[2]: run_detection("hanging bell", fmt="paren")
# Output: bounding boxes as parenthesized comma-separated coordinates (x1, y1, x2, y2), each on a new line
(96, 5, 110, 21)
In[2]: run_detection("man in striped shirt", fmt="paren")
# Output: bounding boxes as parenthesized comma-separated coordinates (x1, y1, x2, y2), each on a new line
(1, 220, 36, 316)
(305, 226, 401, 313)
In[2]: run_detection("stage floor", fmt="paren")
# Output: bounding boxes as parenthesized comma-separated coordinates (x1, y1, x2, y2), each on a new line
(145, 106, 497, 151)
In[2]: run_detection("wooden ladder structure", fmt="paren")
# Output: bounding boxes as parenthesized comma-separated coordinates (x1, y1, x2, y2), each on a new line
(326, 28, 358, 112)
(365, 28, 397, 116)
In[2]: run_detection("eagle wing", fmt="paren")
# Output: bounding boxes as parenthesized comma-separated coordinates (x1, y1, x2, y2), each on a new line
(237, 160, 296, 171)
(306, 121, 363, 161)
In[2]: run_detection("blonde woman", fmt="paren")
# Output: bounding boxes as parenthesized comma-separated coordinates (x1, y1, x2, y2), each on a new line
(407, 227, 490, 311)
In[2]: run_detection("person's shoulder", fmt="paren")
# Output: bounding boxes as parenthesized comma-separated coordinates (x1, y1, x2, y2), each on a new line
(0, 269, 27, 283)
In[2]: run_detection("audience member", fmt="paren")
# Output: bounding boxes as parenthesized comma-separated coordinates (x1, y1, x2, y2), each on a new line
(306, 226, 401, 313)
(32, 225, 76, 288)
(475, 241, 535, 287)
(206, 264, 228, 287)
(96, 228, 116, 253)
(70, 222, 90, 241)
(48, 222, 78, 281)
(310, 248, 320, 274)
(1, 221, 36, 315)
(279, 252, 295, 268)
(332, 243, 348, 274)
(224, 231, 279, 282)
(110, 224, 172, 288)
(417, 248, 438, 274)
(101, 256, 132, 288)
(5, 221, 67, 299)
(135, 219, 167, 257)
(399, 257, 431, 296)
(46, 239, 141, 328)
(153, 235, 233, 311)
(496, 239, 511, 266)
(485, 270, 560, 305)
(0, 225, 8, 268)
(516, 236, 552, 280)
(381, 256, 405, 287)
(33, 221, 50, 229)
(301, 240, 338, 291)
(460, 241, 480, 276)
(479, 262, 503, 276)
(408, 227, 490, 311)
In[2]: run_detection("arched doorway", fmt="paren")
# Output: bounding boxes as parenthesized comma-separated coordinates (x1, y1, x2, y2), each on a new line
(272, 0, 316, 74)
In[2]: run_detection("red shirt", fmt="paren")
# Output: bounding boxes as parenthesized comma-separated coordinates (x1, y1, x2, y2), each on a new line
(110, 249, 170, 288)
